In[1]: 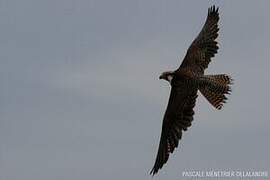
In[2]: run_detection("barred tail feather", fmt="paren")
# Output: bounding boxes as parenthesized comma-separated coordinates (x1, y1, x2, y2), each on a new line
(199, 74, 233, 109)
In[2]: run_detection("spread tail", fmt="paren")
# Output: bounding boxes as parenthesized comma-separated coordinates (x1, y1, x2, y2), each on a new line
(199, 74, 233, 109)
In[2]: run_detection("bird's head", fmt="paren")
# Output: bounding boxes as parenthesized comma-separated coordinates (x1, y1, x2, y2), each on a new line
(159, 71, 175, 83)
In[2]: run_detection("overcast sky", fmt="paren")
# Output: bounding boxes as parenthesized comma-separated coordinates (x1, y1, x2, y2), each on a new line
(1, 0, 270, 179)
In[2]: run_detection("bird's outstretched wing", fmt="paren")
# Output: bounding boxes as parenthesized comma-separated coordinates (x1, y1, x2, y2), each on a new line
(150, 81, 198, 176)
(180, 6, 219, 73)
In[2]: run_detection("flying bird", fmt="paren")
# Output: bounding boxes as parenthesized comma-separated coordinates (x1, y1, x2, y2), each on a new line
(151, 6, 233, 176)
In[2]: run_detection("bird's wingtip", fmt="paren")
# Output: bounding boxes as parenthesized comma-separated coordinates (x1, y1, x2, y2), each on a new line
(149, 168, 157, 177)
(208, 5, 219, 14)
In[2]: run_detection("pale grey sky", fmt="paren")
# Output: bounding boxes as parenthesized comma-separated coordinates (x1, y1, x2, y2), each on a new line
(1, 0, 270, 179)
